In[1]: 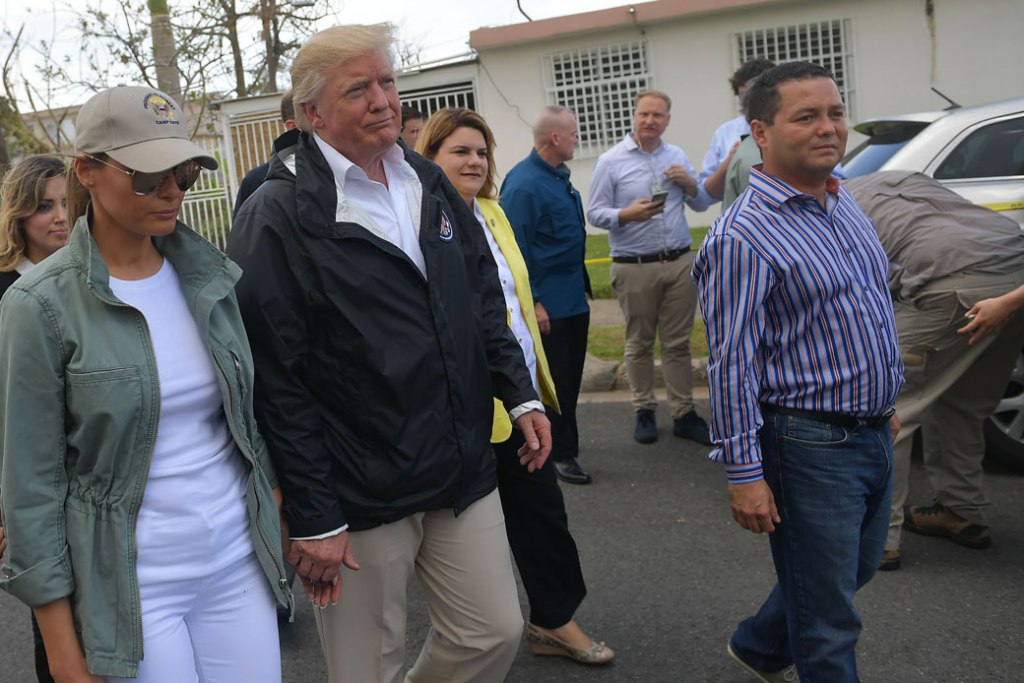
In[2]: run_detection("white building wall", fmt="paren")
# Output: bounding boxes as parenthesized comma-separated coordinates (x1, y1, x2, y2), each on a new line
(470, 0, 1021, 227)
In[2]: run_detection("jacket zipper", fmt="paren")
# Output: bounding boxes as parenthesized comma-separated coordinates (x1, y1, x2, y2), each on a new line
(118, 306, 160, 666)
(213, 351, 290, 600)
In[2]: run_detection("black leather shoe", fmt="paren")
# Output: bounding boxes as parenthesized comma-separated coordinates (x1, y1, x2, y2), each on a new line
(554, 458, 592, 485)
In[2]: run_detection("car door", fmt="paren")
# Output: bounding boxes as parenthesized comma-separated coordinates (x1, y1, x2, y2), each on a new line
(925, 113, 1024, 228)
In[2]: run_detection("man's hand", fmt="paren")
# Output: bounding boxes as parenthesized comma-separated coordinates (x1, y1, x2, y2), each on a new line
(728, 480, 781, 533)
(287, 533, 359, 607)
(535, 301, 551, 335)
(663, 163, 698, 197)
(514, 409, 552, 472)
(703, 141, 742, 199)
(889, 411, 901, 444)
(619, 197, 665, 224)
(958, 297, 1015, 345)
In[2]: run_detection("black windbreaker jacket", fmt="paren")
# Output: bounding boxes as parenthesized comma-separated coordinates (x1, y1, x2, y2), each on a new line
(227, 131, 537, 534)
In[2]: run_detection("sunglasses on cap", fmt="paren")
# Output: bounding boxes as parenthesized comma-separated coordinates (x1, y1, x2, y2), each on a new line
(84, 153, 202, 196)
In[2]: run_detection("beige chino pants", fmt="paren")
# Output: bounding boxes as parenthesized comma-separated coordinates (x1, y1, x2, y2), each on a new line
(611, 252, 698, 418)
(886, 272, 1024, 550)
(314, 490, 523, 683)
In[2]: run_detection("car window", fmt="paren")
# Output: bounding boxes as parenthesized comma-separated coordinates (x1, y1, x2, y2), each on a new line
(842, 140, 914, 177)
(842, 120, 930, 178)
(934, 116, 1024, 180)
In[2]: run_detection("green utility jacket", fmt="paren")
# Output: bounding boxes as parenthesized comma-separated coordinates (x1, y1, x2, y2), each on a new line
(0, 217, 290, 678)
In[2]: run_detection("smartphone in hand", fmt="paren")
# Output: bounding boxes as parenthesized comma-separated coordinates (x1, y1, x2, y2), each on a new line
(650, 190, 669, 207)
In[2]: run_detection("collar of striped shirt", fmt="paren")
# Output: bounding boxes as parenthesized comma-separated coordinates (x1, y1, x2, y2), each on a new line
(746, 164, 842, 209)
(695, 165, 904, 483)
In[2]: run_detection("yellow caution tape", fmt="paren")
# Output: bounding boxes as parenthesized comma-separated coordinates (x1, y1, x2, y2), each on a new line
(981, 202, 1024, 212)
(584, 257, 613, 265)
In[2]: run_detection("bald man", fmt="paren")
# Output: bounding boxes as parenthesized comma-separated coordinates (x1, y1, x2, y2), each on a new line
(501, 106, 593, 485)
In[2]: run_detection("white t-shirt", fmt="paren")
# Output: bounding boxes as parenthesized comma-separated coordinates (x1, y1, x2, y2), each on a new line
(109, 259, 252, 582)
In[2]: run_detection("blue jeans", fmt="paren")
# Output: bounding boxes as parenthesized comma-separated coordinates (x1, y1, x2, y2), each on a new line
(729, 410, 893, 682)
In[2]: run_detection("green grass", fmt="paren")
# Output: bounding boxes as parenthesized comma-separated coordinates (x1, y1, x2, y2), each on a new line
(587, 320, 708, 362)
(584, 230, 710, 360)
(585, 228, 708, 300)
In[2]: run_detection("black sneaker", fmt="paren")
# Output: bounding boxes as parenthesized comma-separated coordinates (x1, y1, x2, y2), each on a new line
(673, 410, 713, 446)
(634, 409, 658, 444)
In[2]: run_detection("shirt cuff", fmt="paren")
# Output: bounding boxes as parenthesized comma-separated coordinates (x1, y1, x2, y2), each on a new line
(290, 524, 348, 541)
(724, 463, 764, 484)
(509, 400, 545, 422)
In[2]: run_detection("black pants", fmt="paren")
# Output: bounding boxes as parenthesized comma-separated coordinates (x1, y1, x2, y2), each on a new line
(494, 429, 586, 629)
(542, 311, 590, 463)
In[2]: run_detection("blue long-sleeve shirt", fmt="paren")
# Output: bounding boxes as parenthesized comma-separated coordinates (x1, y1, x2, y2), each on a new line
(693, 167, 904, 483)
(699, 114, 749, 191)
(587, 134, 713, 256)
(500, 149, 589, 320)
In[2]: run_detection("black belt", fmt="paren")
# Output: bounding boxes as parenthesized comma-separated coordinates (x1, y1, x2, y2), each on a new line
(612, 247, 689, 264)
(761, 403, 894, 429)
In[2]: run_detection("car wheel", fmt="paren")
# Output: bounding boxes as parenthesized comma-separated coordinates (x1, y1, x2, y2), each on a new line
(984, 348, 1024, 473)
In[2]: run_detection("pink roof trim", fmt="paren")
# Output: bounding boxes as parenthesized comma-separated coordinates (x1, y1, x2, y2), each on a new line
(470, 0, 781, 50)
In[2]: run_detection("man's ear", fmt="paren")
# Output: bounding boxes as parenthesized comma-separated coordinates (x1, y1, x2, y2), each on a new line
(750, 119, 770, 153)
(301, 101, 322, 130)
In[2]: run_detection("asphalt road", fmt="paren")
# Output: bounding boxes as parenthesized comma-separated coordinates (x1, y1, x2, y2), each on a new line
(2, 397, 1023, 682)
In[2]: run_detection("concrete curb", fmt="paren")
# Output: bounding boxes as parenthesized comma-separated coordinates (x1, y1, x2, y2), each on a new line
(581, 353, 708, 393)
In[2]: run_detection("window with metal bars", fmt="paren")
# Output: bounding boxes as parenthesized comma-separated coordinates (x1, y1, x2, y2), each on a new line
(543, 41, 651, 159)
(400, 81, 477, 120)
(734, 19, 856, 119)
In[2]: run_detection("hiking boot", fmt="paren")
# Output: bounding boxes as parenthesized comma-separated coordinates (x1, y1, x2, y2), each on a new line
(634, 409, 658, 444)
(903, 503, 992, 549)
(673, 410, 713, 446)
(727, 643, 798, 682)
(878, 549, 901, 571)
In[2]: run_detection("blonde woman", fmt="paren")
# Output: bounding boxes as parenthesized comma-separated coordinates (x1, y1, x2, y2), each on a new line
(417, 108, 613, 666)
(0, 155, 69, 297)
(0, 86, 289, 682)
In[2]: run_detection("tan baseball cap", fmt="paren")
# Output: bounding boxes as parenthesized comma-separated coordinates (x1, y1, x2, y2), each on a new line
(75, 86, 218, 173)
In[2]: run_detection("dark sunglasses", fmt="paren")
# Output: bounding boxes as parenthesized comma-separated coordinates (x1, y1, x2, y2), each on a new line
(85, 154, 202, 196)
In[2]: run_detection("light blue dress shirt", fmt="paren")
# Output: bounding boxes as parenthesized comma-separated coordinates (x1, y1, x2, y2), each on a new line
(587, 134, 714, 257)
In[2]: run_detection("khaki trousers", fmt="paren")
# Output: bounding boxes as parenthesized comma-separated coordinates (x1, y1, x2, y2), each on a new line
(611, 252, 697, 418)
(887, 272, 1024, 550)
(314, 490, 523, 683)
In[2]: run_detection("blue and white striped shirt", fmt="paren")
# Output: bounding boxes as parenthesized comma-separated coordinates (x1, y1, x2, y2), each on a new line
(693, 167, 904, 483)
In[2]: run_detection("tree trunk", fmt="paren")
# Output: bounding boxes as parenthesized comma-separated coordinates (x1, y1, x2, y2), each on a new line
(148, 0, 182, 101)
(261, 0, 279, 93)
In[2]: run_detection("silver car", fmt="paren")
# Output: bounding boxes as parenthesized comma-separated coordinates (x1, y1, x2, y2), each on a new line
(844, 96, 1024, 471)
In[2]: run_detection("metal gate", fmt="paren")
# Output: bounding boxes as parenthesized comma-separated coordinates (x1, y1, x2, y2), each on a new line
(180, 136, 235, 249)
(182, 94, 287, 249)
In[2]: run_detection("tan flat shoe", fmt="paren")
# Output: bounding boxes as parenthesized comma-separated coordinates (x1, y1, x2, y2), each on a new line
(526, 623, 615, 665)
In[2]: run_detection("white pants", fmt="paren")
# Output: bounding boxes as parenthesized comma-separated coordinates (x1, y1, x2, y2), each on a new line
(314, 489, 523, 683)
(106, 553, 280, 683)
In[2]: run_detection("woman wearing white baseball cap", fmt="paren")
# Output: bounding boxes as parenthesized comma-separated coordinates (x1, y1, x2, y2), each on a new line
(0, 85, 290, 682)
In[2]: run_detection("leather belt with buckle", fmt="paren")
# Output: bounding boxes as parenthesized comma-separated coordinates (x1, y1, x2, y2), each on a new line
(611, 247, 689, 264)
